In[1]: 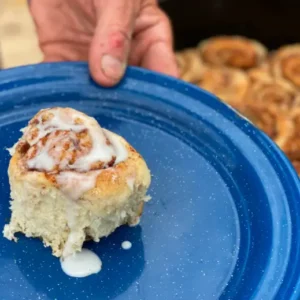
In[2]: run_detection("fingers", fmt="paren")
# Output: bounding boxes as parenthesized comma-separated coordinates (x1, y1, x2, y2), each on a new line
(89, 0, 140, 86)
(129, 6, 178, 78)
(29, 0, 94, 63)
(142, 41, 179, 78)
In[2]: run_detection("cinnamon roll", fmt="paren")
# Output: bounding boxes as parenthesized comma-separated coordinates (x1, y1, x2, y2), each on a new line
(198, 67, 249, 105)
(247, 61, 272, 83)
(233, 103, 293, 148)
(3, 107, 151, 257)
(271, 44, 300, 90)
(281, 108, 300, 160)
(244, 78, 298, 111)
(292, 160, 300, 175)
(176, 49, 206, 83)
(198, 36, 267, 69)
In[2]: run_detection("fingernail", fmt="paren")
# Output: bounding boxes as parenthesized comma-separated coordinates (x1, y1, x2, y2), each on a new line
(101, 54, 125, 80)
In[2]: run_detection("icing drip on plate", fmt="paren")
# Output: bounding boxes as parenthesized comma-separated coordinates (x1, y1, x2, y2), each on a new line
(60, 248, 102, 278)
(121, 241, 132, 250)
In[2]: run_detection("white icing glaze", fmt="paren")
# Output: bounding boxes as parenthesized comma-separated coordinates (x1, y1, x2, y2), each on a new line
(25, 109, 85, 146)
(62, 230, 81, 258)
(24, 108, 128, 172)
(71, 128, 117, 172)
(144, 195, 152, 202)
(27, 145, 55, 171)
(56, 170, 101, 201)
(60, 248, 102, 278)
(6, 144, 17, 156)
(26, 128, 79, 172)
(129, 216, 140, 227)
(126, 177, 135, 191)
(62, 198, 81, 258)
(56, 170, 102, 257)
(104, 130, 128, 165)
(6, 127, 28, 156)
(20, 127, 27, 133)
(121, 241, 132, 250)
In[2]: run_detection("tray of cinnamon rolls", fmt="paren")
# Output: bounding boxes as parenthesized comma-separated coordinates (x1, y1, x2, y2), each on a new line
(176, 36, 300, 175)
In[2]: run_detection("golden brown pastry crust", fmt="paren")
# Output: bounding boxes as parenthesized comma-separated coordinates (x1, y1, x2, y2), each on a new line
(292, 160, 300, 175)
(243, 78, 298, 111)
(280, 108, 300, 160)
(247, 60, 272, 83)
(232, 102, 293, 148)
(9, 108, 151, 208)
(176, 49, 206, 83)
(198, 67, 249, 105)
(271, 44, 300, 90)
(198, 36, 267, 69)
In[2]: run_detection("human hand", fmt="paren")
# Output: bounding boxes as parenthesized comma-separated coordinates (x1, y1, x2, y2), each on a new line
(29, 0, 178, 86)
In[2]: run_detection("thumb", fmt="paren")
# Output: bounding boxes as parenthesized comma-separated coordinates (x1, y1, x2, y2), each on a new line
(89, 0, 139, 87)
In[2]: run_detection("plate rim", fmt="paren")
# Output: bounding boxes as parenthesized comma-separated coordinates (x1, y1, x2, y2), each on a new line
(0, 62, 300, 299)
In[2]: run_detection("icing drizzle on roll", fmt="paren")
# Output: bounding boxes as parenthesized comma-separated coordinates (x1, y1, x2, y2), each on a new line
(15, 107, 128, 201)
(20, 107, 127, 173)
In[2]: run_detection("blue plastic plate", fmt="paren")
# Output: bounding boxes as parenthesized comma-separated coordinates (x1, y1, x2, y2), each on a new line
(0, 62, 300, 300)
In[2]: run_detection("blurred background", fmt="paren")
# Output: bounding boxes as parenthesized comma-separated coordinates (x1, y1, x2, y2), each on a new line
(160, 0, 300, 50)
(0, 0, 42, 69)
(2, 0, 300, 68)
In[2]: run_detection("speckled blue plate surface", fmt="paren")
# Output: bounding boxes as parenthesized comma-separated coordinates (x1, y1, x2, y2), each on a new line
(0, 62, 300, 300)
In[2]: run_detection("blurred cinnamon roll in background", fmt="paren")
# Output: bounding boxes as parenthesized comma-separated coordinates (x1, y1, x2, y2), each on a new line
(244, 78, 298, 111)
(247, 61, 272, 83)
(271, 44, 300, 90)
(198, 67, 249, 105)
(292, 160, 300, 174)
(198, 36, 267, 69)
(233, 103, 293, 148)
(281, 108, 300, 160)
(176, 35, 300, 174)
(3, 107, 151, 257)
(176, 48, 205, 83)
